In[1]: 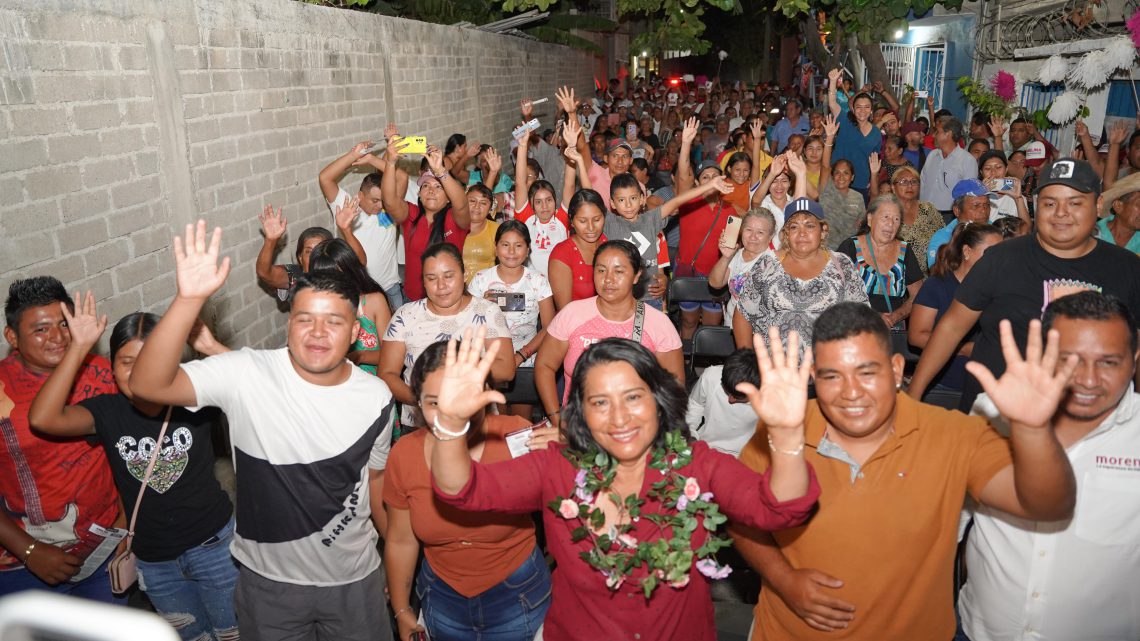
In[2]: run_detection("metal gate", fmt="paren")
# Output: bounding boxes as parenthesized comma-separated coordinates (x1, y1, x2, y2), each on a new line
(877, 44, 916, 100)
(861, 43, 946, 110)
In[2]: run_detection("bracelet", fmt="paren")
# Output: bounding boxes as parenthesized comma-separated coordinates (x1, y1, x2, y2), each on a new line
(433, 414, 471, 440)
(23, 541, 36, 563)
(432, 170, 448, 180)
(547, 409, 561, 417)
(515, 350, 527, 361)
(767, 434, 805, 456)
(393, 606, 413, 618)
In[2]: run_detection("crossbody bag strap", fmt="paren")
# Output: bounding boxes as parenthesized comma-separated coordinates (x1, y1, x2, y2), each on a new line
(688, 202, 724, 271)
(123, 406, 173, 553)
(631, 301, 646, 345)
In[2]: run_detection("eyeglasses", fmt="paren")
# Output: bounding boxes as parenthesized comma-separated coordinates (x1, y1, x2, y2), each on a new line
(894, 179, 919, 187)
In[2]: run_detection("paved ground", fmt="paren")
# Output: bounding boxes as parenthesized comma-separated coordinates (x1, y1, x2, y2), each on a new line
(715, 601, 755, 641)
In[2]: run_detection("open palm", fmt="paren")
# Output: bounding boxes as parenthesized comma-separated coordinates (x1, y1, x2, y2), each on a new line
(335, 197, 360, 230)
(259, 204, 286, 240)
(965, 320, 1078, 429)
(61, 291, 106, 350)
(435, 327, 507, 425)
(174, 220, 231, 301)
(737, 328, 812, 433)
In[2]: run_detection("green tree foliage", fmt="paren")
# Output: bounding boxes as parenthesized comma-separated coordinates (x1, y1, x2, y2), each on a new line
(775, 0, 963, 45)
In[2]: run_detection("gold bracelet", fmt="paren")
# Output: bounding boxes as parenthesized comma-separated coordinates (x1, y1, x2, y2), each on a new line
(767, 434, 805, 456)
(23, 541, 36, 563)
(393, 606, 413, 618)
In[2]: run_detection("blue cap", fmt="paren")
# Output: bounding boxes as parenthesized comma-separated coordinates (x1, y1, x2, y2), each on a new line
(783, 197, 826, 220)
(952, 178, 992, 199)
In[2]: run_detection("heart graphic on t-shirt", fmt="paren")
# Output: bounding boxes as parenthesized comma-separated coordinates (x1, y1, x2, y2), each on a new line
(116, 427, 193, 494)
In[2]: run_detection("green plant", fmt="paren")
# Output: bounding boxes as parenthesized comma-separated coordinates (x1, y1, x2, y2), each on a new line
(956, 77, 1014, 119)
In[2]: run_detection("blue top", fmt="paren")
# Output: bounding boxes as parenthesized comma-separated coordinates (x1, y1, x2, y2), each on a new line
(913, 273, 972, 390)
(770, 116, 811, 153)
(468, 169, 514, 194)
(927, 219, 960, 268)
(1097, 216, 1140, 254)
(832, 119, 882, 190)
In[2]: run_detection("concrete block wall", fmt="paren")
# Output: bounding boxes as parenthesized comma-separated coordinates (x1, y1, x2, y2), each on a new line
(0, 0, 596, 352)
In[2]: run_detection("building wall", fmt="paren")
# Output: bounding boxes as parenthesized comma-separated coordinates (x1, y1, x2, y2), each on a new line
(0, 0, 597, 351)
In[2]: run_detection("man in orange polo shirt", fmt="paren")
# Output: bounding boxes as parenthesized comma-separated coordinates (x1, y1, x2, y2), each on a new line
(730, 302, 1079, 640)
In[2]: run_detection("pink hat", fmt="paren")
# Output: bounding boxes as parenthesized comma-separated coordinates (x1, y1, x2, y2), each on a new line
(418, 171, 442, 188)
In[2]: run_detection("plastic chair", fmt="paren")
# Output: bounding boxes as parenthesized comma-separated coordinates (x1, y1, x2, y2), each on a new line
(688, 325, 736, 380)
(498, 367, 541, 406)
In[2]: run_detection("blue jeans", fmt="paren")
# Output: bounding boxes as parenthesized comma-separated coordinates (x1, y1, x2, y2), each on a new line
(136, 517, 239, 641)
(416, 546, 551, 641)
(384, 282, 406, 313)
(0, 550, 125, 605)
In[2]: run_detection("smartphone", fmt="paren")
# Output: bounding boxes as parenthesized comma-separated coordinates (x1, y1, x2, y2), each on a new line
(722, 215, 743, 246)
(915, 90, 929, 100)
(667, 93, 679, 106)
(397, 136, 427, 155)
(632, 147, 647, 159)
(626, 123, 638, 138)
(512, 118, 541, 140)
(492, 291, 526, 312)
(989, 177, 1015, 192)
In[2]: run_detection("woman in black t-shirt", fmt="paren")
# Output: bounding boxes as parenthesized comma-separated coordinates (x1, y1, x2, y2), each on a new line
(29, 299, 237, 640)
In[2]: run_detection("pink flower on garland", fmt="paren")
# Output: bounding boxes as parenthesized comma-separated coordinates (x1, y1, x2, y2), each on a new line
(990, 71, 1017, 102)
(1128, 9, 1140, 50)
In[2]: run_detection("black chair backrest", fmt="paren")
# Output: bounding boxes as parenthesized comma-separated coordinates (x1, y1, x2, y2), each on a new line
(691, 325, 736, 358)
(499, 366, 541, 406)
(668, 277, 717, 303)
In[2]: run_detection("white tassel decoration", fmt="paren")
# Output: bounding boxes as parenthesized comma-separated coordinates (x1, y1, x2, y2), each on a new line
(1037, 55, 1069, 85)
(1067, 49, 1110, 89)
(1104, 36, 1139, 74)
(1047, 91, 1082, 124)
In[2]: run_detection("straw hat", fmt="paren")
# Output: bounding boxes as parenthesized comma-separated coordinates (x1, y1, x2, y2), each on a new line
(1100, 172, 1140, 218)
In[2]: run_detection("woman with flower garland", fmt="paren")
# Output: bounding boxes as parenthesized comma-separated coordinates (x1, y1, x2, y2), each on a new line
(428, 325, 821, 641)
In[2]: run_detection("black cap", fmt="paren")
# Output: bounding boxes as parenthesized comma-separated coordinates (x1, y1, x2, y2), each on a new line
(1036, 158, 1102, 195)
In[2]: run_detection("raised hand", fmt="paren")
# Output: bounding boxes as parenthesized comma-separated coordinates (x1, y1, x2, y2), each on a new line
(61, 291, 107, 352)
(485, 147, 502, 175)
(1074, 120, 1089, 139)
(350, 140, 374, 167)
(563, 145, 583, 165)
(334, 196, 360, 231)
(717, 233, 737, 257)
(435, 326, 507, 428)
(868, 152, 881, 175)
(749, 119, 765, 143)
(1108, 120, 1131, 145)
(708, 175, 734, 194)
(735, 327, 812, 434)
(681, 116, 699, 145)
(520, 98, 535, 120)
(965, 320, 1078, 429)
(786, 152, 807, 178)
(173, 220, 231, 302)
(562, 118, 582, 149)
(465, 141, 482, 159)
(385, 135, 405, 163)
(555, 86, 578, 114)
(827, 68, 841, 86)
(188, 318, 227, 356)
(384, 123, 399, 140)
(769, 153, 789, 177)
(258, 204, 286, 241)
(823, 114, 839, 140)
(425, 145, 446, 175)
(989, 115, 1006, 138)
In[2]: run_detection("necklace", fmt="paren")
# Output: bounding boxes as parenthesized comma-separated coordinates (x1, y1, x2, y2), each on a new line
(549, 430, 733, 597)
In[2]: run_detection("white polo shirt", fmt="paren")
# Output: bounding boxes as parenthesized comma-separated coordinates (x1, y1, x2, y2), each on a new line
(684, 365, 759, 457)
(961, 387, 1140, 641)
(329, 188, 399, 289)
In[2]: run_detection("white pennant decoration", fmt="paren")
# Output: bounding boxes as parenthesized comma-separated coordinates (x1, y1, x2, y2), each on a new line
(1067, 49, 1111, 89)
(1103, 36, 1138, 75)
(1047, 91, 1083, 123)
(1037, 55, 1069, 85)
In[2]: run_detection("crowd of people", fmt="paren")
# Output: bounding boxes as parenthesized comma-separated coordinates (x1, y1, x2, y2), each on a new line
(2, 69, 1140, 641)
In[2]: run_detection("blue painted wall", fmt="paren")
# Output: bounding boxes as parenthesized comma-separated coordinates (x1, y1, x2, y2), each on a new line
(893, 13, 977, 117)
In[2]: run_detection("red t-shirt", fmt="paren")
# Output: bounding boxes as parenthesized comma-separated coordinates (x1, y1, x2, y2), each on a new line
(402, 204, 469, 301)
(676, 199, 730, 276)
(549, 236, 606, 303)
(0, 353, 119, 570)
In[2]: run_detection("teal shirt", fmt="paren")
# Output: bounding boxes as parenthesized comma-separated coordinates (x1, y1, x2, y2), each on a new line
(467, 169, 514, 194)
(1097, 216, 1140, 254)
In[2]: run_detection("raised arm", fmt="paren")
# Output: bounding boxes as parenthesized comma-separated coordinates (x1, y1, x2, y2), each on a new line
(130, 221, 232, 407)
(427, 145, 471, 230)
(318, 140, 375, 203)
(380, 133, 411, 224)
(28, 291, 102, 437)
(557, 86, 592, 172)
(515, 127, 532, 213)
(819, 114, 839, 189)
(707, 237, 737, 289)
(749, 120, 767, 185)
(482, 147, 502, 191)
(787, 153, 810, 200)
(660, 175, 733, 218)
(751, 153, 789, 207)
(907, 300, 981, 399)
(430, 327, 508, 495)
(971, 320, 1078, 520)
(676, 116, 700, 194)
(989, 115, 1006, 153)
(255, 204, 291, 290)
(333, 196, 368, 266)
(1103, 120, 1132, 190)
(826, 69, 842, 118)
(1074, 120, 1103, 175)
(868, 153, 882, 198)
(875, 81, 899, 113)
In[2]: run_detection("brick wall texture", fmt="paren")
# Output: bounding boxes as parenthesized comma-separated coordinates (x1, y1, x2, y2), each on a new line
(0, 0, 599, 351)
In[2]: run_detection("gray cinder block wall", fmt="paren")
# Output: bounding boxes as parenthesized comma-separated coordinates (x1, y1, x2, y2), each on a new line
(0, 0, 598, 351)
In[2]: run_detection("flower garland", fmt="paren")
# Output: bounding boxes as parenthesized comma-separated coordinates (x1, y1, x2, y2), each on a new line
(547, 430, 733, 598)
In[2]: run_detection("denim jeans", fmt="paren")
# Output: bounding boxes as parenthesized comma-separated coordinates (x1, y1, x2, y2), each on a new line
(384, 282, 406, 313)
(0, 551, 125, 605)
(416, 545, 551, 641)
(136, 517, 239, 641)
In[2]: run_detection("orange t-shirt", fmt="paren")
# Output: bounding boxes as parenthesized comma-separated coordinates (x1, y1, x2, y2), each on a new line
(734, 393, 1012, 641)
(383, 415, 538, 597)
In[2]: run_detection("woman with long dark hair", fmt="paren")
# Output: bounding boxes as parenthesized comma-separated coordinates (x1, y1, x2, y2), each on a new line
(424, 327, 820, 641)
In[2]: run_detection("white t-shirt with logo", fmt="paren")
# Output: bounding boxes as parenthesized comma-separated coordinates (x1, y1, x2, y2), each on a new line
(468, 266, 553, 366)
(182, 348, 394, 586)
(514, 201, 569, 277)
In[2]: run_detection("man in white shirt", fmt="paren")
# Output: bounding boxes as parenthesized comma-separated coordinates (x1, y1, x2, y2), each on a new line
(960, 291, 1140, 641)
(130, 222, 395, 641)
(685, 348, 760, 457)
(921, 117, 979, 217)
(319, 142, 403, 311)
